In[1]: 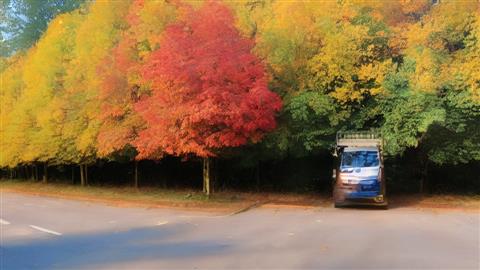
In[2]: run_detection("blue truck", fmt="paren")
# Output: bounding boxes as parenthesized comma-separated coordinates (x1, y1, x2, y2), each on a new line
(333, 131, 388, 209)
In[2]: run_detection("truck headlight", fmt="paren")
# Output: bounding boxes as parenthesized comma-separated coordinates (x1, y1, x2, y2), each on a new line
(339, 174, 349, 183)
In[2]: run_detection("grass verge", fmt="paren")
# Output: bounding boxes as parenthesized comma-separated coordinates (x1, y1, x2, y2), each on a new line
(0, 179, 328, 213)
(1, 179, 478, 212)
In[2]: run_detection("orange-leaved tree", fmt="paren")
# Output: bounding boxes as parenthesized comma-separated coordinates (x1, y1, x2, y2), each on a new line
(135, 1, 282, 195)
(96, 0, 178, 187)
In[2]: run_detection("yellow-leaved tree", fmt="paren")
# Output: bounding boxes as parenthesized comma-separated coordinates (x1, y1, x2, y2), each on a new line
(0, 55, 26, 169)
(232, 0, 395, 154)
(18, 12, 84, 182)
(62, 0, 132, 185)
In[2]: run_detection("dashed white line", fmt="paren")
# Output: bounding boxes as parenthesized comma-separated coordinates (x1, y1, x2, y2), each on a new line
(29, 225, 62, 236)
(0, 218, 10, 225)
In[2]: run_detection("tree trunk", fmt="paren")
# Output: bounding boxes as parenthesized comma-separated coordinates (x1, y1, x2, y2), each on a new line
(24, 166, 29, 180)
(85, 164, 88, 186)
(71, 165, 75, 184)
(30, 165, 35, 180)
(419, 161, 429, 194)
(80, 164, 85, 186)
(35, 164, 38, 181)
(42, 163, 48, 183)
(203, 157, 210, 196)
(134, 160, 138, 189)
(256, 161, 261, 192)
(213, 158, 217, 193)
(202, 161, 207, 193)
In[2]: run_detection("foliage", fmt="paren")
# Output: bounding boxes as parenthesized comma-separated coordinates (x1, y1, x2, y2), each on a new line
(96, 0, 178, 159)
(0, 0, 85, 56)
(61, 0, 131, 164)
(0, 55, 25, 166)
(134, 1, 281, 159)
(0, 0, 478, 175)
(380, 0, 480, 164)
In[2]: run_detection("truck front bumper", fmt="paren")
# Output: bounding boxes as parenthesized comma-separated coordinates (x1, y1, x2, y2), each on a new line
(334, 186, 387, 207)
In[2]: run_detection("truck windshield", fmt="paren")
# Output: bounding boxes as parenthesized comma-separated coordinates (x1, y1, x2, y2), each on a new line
(341, 151, 379, 168)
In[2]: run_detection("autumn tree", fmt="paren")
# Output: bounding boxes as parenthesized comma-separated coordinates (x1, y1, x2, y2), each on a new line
(233, 1, 395, 156)
(0, 54, 26, 169)
(62, 0, 131, 186)
(24, 12, 84, 182)
(0, 0, 477, 193)
(135, 1, 281, 195)
(379, 0, 480, 192)
(96, 0, 177, 187)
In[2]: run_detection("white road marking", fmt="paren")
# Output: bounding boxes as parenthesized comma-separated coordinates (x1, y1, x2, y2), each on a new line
(156, 221, 169, 226)
(288, 232, 295, 236)
(316, 219, 323, 223)
(0, 218, 10, 225)
(29, 225, 62, 236)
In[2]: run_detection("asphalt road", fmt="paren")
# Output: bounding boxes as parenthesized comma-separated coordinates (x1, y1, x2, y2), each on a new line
(1, 192, 479, 269)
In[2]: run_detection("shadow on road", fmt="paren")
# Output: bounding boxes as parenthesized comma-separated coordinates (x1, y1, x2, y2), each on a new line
(3, 223, 231, 269)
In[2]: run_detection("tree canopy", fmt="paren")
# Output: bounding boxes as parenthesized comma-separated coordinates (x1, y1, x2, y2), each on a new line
(135, 1, 281, 159)
(0, 0, 478, 176)
(0, 0, 85, 56)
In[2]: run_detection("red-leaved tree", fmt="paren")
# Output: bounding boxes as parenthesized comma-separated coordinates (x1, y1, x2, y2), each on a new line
(96, 0, 145, 187)
(134, 1, 282, 195)
(97, 36, 140, 158)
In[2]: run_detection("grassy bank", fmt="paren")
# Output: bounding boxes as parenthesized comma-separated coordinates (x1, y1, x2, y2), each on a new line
(0, 179, 330, 212)
(1, 179, 478, 211)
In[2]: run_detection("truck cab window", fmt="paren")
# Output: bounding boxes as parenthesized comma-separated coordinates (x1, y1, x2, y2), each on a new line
(341, 151, 379, 168)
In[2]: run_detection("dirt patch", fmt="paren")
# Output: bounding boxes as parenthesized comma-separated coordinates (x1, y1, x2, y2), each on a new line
(388, 194, 480, 212)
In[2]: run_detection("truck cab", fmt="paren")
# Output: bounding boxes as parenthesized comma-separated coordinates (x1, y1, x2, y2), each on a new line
(333, 131, 387, 208)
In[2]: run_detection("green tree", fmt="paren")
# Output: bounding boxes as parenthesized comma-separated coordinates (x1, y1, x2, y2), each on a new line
(0, 0, 85, 56)
(379, 0, 480, 191)
(248, 1, 394, 156)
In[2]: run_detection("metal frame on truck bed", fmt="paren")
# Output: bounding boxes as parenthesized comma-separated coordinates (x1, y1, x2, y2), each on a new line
(336, 130, 383, 149)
